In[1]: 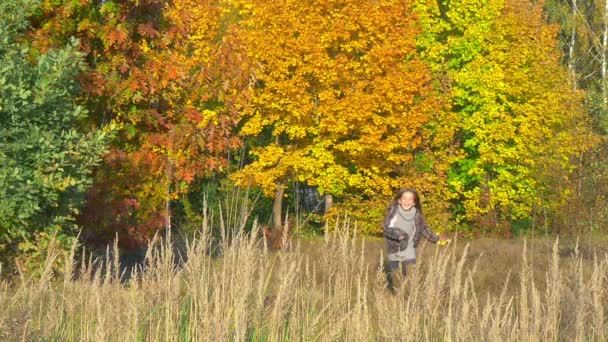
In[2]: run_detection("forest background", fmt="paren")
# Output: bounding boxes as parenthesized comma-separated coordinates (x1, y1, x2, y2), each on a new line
(2, 0, 608, 273)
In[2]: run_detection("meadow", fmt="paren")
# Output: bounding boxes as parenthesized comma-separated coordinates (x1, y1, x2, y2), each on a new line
(1, 215, 606, 341)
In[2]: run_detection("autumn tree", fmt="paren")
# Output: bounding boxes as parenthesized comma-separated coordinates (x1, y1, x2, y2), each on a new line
(413, 0, 597, 232)
(28, 0, 248, 247)
(543, 0, 608, 234)
(228, 0, 449, 231)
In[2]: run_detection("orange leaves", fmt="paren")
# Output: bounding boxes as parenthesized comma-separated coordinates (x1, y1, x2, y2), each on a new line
(128, 78, 140, 93)
(184, 108, 203, 125)
(137, 22, 159, 38)
(105, 27, 127, 49)
(176, 168, 195, 183)
(229, 0, 440, 198)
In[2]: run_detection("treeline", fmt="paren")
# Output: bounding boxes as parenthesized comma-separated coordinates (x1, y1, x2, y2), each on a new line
(1, 0, 606, 267)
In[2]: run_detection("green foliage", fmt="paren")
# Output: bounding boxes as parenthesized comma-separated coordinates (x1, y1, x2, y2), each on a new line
(0, 0, 114, 271)
(173, 176, 273, 238)
(509, 217, 533, 236)
(413, 0, 594, 227)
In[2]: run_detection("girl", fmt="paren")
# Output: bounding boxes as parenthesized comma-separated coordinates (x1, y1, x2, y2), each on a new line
(382, 188, 447, 291)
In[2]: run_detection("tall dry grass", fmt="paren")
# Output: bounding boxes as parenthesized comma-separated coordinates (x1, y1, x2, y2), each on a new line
(0, 213, 607, 341)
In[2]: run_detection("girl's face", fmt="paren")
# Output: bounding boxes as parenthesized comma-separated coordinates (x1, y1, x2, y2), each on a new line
(398, 191, 416, 210)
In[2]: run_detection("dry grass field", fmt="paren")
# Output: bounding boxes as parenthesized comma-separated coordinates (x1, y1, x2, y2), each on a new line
(1, 216, 607, 341)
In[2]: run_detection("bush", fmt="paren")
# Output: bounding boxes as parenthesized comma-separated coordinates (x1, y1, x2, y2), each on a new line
(0, 0, 114, 273)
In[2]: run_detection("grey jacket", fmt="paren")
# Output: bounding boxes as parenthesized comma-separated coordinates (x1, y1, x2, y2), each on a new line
(382, 204, 439, 254)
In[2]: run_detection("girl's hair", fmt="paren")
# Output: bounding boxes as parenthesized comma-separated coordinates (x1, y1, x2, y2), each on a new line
(390, 187, 423, 213)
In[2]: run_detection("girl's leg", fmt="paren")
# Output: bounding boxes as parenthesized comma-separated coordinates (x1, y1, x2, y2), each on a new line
(385, 260, 400, 293)
(389, 260, 400, 271)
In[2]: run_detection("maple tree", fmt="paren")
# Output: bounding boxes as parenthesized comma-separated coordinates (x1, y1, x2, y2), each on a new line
(28, 0, 248, 247)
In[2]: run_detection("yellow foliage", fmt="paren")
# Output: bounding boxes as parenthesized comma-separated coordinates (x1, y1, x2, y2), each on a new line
(228, 0, 444, 200)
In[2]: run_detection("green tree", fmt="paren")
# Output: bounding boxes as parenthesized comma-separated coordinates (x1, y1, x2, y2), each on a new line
(413, 0, 596, 231)
(544, 0, 608, 234)
(0, 0, 114, 270)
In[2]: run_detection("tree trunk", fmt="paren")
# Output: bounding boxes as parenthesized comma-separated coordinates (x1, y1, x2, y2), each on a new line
(165, 129, 174, 234)
(324, 193, 333, 214)
(569, 0, 578, 90)
(602, 0, 608, 105)
(273, 183, 285, 229)
(165, 189, 171, 232)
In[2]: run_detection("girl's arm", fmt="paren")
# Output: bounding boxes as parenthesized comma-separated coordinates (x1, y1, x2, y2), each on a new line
(419, 215, 440, 243)
(382, 205, 404, 241)
(383, 226, 404, 241)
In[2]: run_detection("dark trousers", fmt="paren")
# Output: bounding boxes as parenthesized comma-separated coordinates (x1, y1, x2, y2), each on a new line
(388, 260, 407, 275)
(384, 260, 408, 293)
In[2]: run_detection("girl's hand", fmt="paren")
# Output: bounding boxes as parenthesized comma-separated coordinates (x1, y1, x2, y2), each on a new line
(437, 233, 451, 246)
(437, 239, 450, 246)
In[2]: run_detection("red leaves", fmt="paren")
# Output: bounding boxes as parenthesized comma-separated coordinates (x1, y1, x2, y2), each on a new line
(176, 168, 195, 183)
(184, 108, 203, 124)
(103, 148, 129, 167)
(164, 64, 179, 82)
(119, 62, 130, 74)
(129, 78, 140, 92)
(30, 0, 248, 248)
(111, 198, 141, 217)
(137, 22, 159, 38)
(78, 70, 107, 96)
(105, 27, 127, 49)
(146, 132, 170, 147)
(148, 109, 170, 129)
